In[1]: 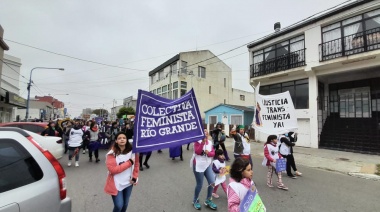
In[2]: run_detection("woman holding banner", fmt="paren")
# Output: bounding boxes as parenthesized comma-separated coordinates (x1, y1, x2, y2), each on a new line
(190, 129, 217, 210)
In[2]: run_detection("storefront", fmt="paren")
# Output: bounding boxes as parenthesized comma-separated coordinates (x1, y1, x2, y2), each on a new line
(0, 89, 27, 122)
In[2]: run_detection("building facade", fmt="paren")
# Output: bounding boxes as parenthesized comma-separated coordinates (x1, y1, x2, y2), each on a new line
(0, 53, 26, 122)
(248, 0, 380, 154)
(205, 104, 255, 135)
(123, 96, 137, 111)
(110, 105, 124, 121)
(16, 100, 53, 121)
(34, 95, 65, 119)
(149, 50, 254, 121)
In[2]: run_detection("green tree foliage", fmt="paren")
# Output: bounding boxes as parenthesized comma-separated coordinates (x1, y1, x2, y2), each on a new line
(117, 107, 135, 118)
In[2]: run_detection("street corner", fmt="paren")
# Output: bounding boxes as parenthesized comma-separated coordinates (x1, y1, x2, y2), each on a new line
(360, 164, 377, 175)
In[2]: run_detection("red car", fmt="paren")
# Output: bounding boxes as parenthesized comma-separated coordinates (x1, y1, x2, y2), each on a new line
(0, 122, 48, 134)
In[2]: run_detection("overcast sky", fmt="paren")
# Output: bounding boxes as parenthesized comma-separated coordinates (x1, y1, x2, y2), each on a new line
(0, 0, 347, 117)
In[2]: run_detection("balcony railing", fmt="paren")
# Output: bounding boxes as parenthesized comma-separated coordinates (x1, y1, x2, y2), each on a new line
(250, 48, 306, 78)
(319, 27, 380, 61)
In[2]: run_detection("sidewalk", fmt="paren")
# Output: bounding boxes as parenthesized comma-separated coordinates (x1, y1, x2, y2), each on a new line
(223, 138, 380, 181)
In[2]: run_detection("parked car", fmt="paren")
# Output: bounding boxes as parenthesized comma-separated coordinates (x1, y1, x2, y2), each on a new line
(0, 127, 71, 212)
(0, 122, 48, 134)
(24, 130, 64, 160)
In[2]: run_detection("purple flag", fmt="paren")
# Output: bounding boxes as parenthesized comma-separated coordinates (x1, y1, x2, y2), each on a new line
(133, 89, 205, 153)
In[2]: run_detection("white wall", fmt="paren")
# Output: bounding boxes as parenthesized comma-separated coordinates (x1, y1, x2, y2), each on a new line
(1, 54, 22, 95)
(250, 1, 380, 149)
(150, 50, 255, 119)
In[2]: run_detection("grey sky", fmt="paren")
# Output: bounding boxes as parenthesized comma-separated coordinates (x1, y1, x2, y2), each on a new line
(0, 0, 346, 117)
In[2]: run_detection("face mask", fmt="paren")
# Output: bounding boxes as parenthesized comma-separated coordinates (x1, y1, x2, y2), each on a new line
(284, 133, 288, 137)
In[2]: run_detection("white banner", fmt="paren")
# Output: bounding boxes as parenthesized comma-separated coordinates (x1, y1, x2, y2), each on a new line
(253, 83, 298, 134)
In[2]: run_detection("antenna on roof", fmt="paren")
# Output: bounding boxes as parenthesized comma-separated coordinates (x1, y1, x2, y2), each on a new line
(274, 22, 281, 33)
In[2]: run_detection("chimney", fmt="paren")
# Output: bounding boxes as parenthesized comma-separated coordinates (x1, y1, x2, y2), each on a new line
(274, 22, 281, 33)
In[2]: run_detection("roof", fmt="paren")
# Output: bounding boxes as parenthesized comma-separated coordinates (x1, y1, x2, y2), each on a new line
(205, 104, 255, 113)
(148, 54, 179, 76)
(247, 0, 369, 48)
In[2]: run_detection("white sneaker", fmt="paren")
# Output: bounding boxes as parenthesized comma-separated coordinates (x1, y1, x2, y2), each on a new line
(75, 161, 79, 167)
(295, 171, 302, 176)
(68, 161, 72, 167)
(82, 150, 86, 154)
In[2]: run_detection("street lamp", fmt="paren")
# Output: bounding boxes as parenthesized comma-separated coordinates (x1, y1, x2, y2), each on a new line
(26, 67, 64, 120)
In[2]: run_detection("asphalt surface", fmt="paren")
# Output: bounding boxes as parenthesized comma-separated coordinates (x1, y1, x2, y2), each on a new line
(61, 146, 380, 212)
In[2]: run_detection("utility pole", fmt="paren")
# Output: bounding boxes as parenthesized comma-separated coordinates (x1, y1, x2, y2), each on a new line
(112, 99, 117, 121)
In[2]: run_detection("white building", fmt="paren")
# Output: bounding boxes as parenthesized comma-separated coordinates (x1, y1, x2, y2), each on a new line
(149, 50, 254, 121)
(16, 100, 53, 121)
(123, 96, 137, 111)
(110, 105, 124, 121)
(0, 53, 26, 122)
(248, 0, 380, 154)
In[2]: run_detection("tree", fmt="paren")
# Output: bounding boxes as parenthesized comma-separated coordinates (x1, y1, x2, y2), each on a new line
(92, 109, 108, 116)
(117, 107, 135, 118)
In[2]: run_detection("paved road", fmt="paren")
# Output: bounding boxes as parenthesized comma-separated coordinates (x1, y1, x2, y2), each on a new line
(61, 146, 380, 212)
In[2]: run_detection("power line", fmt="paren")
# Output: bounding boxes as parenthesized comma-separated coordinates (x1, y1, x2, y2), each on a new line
(0, 58, 29, 82)
(4, 39, 148, 72)
(1, 74, 28, 83)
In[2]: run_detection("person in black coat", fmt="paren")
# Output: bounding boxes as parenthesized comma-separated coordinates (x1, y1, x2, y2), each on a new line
(279, 132, 302, 178)
(41, 121, 61, 137)
(212, 122, 230, 161)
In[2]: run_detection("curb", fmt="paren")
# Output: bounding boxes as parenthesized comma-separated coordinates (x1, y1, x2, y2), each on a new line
(348, 173, 380, 181)
(224, 138, 380, 180)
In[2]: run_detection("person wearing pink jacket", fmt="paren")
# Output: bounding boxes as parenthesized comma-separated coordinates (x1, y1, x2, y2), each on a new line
(190, 129, 217, 210)
(227, 157, 254, 212)
(104, 132, 139, 212)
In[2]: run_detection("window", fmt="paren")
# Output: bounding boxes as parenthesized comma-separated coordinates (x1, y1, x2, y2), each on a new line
(224, 78, 226, 87)
(173, 90, 179, 99)
(0, 139, 43, 193)
(150, 76, 154, 84)
(198, 66, 206, 78)
(209, 116, 217, 124)
(240, 95, 245, 101)
(162, 85, 168, 98)
(180, 89, 187, 97)
(260, 78, 309, 109)
(152, 73, 158, 83)
(252, 35, 305, 77)
(181, 61, 187, 74)
(231, 115, 243, 125)
(172, 81, 178, 99)
(224, 99, 226, 104)
(181, 81, 187, 96)
(321, 8, 380, 60)
(171, 62, 177, 75)
(157, 87, 162, 96)
(209, 86, 211, 94)
(158, 70, 165, 81)
(23, 124, 44, 133)
(181, 81, 187, 89)
(152, 89, 156, 94)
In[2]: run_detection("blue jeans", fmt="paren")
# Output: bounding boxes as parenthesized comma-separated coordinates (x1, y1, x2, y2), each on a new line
(111, 185, 133, 212)
(193, 165, 215, 202)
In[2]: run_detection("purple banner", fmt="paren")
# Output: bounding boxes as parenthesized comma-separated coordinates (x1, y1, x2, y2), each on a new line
(133, 89, 204, 153)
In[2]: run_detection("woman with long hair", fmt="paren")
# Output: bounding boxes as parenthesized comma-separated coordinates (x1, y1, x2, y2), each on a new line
(104, 132, 139, 212)
(85, 122, 101, 162)
(190, 129, 217, 210)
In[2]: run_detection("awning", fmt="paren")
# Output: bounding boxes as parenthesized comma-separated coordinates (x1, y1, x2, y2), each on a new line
(5, 91, 27, 108)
